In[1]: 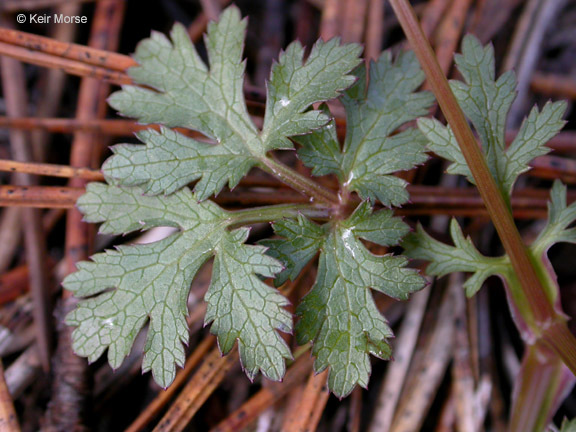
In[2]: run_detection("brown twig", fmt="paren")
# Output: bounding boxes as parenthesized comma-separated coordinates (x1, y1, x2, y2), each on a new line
(125, 336, 216, 432)
(0, 186, 83, 208)
(45, 1, 126, 430)
(531, 72, 576, 100)
(0, 27, 135, 73)
(283, 370, 330, 432)
(419, 0, 451, 39)
(320, 0, 342, 40)
(452, 285, 477, 432)
(0, 160, 103, 181)
(0, 40, 131, 86)
(0, 19, 52, 372)
(153, 347, 238, 432)
(364, 0, 384, 60)
(210, 355, 313, 432)
(0, 208, 22, 274)
(368, 287, 431, 432)
(341, 0, 368, 43)
(432, 0, 473, 76)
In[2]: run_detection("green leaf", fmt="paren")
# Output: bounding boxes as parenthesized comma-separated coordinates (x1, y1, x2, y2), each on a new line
(420, 34, 566, 196)
(533, 181, 576, 256)
(296, 105, 343, 177)
(503, 101, 567, 193)
(261, 39, 362, 151)
(106, 9, 258, 199)
(417, 117, 471, 180)
(294, 203, 423, 397)
(297, 51, 433, 207)
(65, 6, 432, 397)
(64, 184, 291, 387)
(205, 228, 292, 381)
(403, 219, 509, 296)
(403, 180, 576, 299)
(106, 6, 361, 200)
(103, 128, 256, 200)
(260, 214, 325, 286)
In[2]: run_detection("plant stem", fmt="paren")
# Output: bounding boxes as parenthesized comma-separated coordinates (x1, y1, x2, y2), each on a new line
(259, 156, 339, 206)
(388, 0, 555, 324)
(542, 322, 576, 374)
(509, 343, 573, 432)
(227, 204, 332, 228)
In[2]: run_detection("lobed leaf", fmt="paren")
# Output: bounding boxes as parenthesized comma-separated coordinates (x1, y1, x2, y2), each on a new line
(269, 204, 423, 397)
(296, 51, 434, 207)
(533, 181, 576, 256)
(420, 34, 566, 196)
(403, 219, 509, 296)
(262, 39, 362, 150)
(65, 6, 431, 396)
(106, 6, 361, 200)
(65, 184, 291, 387)
(205, 228, 292, 381)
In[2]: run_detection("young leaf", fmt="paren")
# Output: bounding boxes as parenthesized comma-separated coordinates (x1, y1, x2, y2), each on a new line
(106, 6, 361, 200)
(403, 219, 509, 296)
(419, 34, 566, 197)
(296, 51, 434, 207)
(533, 181, 576, 256)
(405, 180, 576, 299)
(267, 203, 424, 397)
(64, 184, 291, 387)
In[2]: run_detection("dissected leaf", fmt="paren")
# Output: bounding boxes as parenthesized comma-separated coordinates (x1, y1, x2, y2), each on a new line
(262, 39, 362, 150)
(106, 6, 361, 200)
(419, 34, 566, 196)
(65, 6, 431, 397)
(64, 183, 291, 387)
(296, 51, 434, 207)
(533, 181, 576, 256)
(205, 228, 292, 381)
(403, 219, 509, 296)
(106, 10, 256, 199)
(405, 181, 576, 298)
(268, 203, 423, 397)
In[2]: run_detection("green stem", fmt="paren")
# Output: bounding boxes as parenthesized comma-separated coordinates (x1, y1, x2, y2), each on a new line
(259, 156, 339, 206)
(388, 0, 555, 324)
(227, 204, 331, 228)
